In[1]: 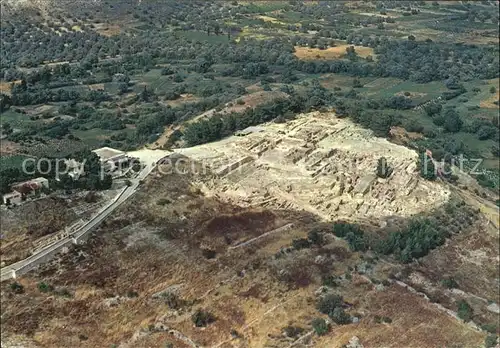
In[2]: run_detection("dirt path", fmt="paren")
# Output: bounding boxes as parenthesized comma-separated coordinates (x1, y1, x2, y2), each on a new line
(228, 223, 294, 249)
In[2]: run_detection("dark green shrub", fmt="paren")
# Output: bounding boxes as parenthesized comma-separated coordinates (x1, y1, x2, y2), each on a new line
(418, 152, 436, 180)
(457, 300, 473, 322)
(163, 292, 185, 309)
(192, 309, 215, 327)
(317, 294, 343, 315)
(441, 277, 458, 289)
(292, 238, 312, 250)
(330, 307, 351, 325)
(322, 275, 338, 288)
(382, 316, 392, 323)
(38, 282, 54, 293)
(308, 229, 324, 246)
(156, 198, 171, 205)
(202, 249, 217, 259)
(56, 288, 72, 298)
(311, 318, 330, 335)
(485, 335, 498, 348)
(481, 323, 498, 334)
(332, 222, 363, 238)
(283, 325, 304, 338)
(127, 290, 139, 298)
(10, 282, 24, 294)
(376, 157, 392, 178)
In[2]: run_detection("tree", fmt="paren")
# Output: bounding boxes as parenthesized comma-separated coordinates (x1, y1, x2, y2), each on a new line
(118, 82, 129, 95)
(292, 238, 311, 250)
(330, 307, 351, 325)
(317, 294, 343, 315)
(38, 282, 54, 293)
(376, 157, 392, 178)
(10, 282, 24, 294)
(403, 118, 424, 133)
(457, 300, 473, 322)
(490, 86, 496, 94)
(0, 93, 11, 112)
(443, 108, 462, 133)
(423, 102, 442, 117)
(262, 82, 272, 91)
(192, 309, 215, 327)
(140, 86, 153, 102)
(345, 45, 357, 60)
(332, 222, 363, 238)
(161, 67, 175, 75)
(311, 318, 330, 336)
(485, 335, 498, 348)
(477, 126, 496, 140)
(308, 229, 324, 246)
(441, 277, 458, 289)
(345, 231, 367, 251)
(418, 152, 436, 180)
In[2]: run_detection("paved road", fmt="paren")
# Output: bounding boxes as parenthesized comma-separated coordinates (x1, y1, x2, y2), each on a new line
(0, 163, 155, 281)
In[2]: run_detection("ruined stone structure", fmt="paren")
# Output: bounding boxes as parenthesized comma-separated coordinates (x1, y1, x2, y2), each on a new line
(175, 112, 450, 221)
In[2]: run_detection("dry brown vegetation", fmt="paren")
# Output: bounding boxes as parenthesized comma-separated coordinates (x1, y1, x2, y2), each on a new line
(0, 80, 21, 95)
(0, 140, 22, 156)
(0, 154, 495, 347)
(294, 45, 375, 60)
(389, 126, 424, 146)
(87, 83, 105, 91)
(93, 23, 121, 37)
(0, 198, 78, 266)
(480, 90, 500, 108)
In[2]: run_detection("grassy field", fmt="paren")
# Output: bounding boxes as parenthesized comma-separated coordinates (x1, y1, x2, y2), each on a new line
(317, 73, 377, 89)
(444, 79, 499, 122)
(365, 80, 448, 104)
(177, 30, 231, 44)
(1, 109, 39, 129)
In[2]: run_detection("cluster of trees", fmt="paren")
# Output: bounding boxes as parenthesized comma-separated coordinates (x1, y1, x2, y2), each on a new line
(3, 6, 498, 86)
(0, 150, 112, 198)
(376, 157, 392, 178)
(183, 85, 334, 146)
(191, 309, 215, 327)
(330, 201, 477, 263)
(425, 102, 498, 141)
(316, 294, 351, 325)
(375, 218, 448, 263)
(332, 221, 367, 252)
(418, 152, 437, 181)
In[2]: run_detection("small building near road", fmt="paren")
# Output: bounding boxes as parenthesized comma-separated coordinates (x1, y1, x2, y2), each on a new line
(93, 147, 128, 164)
(3, 177, 49, 206)
(92, 146, 139, 177)
(92, 147, 130, 171)
(2, 190, 22, 205)
(11, 177, 49, 193)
